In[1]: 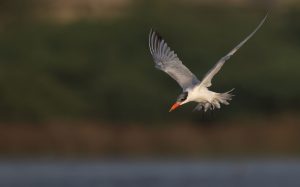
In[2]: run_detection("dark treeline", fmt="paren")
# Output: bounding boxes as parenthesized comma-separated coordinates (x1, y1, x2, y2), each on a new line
(0, 0, 299, 123)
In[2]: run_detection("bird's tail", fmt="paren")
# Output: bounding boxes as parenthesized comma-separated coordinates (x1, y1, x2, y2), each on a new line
(214, 89, 234, 106)
(194, 89, 234, 112)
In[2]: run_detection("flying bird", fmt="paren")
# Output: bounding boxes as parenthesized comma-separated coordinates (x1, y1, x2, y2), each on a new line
(148, 14, 268, 112)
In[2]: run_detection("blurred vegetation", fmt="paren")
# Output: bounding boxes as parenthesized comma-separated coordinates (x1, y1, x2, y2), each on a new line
(0, 0, 299, 123)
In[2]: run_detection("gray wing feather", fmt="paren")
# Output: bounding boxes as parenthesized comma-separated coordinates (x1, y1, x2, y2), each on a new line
(200, 13, 268, 88)
(149, 29, 200, 90)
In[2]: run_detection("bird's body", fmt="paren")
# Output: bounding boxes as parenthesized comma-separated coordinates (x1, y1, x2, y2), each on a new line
(149, 13, 268, 112)
(182, 84, 233, 112)
(188, 87, 213, 104)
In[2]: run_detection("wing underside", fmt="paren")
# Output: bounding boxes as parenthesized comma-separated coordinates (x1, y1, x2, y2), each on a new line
(149, 29, 200, 90)
(200, 13, 268, 88)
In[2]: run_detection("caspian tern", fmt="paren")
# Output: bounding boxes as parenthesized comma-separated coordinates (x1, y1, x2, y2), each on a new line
(149, 14, 268, 112)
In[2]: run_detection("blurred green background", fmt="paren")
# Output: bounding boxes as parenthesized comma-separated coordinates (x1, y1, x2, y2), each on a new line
(0, 0, 300, 157)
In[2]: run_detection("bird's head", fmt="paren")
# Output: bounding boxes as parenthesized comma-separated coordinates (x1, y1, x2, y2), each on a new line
(169, 92, 189, 112)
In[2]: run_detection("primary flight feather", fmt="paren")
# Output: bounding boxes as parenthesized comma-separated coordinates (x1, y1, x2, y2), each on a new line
(149, 13, 268, 112)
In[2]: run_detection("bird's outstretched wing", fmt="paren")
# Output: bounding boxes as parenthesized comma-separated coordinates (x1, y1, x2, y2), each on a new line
(199, 13, 268, 88)
(149, 29, 200, 90)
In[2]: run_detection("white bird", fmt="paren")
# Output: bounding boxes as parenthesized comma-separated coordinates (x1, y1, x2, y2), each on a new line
(149, 14, 268, 112)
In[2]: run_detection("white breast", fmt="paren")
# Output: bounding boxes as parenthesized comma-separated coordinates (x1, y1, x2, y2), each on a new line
(187, 86, 216, 103)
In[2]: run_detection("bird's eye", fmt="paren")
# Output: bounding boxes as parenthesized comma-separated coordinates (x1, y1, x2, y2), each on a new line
(178, 92, 188, 102)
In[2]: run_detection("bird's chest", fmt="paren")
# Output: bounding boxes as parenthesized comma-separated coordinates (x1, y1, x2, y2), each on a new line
(188, 88, 216, 103)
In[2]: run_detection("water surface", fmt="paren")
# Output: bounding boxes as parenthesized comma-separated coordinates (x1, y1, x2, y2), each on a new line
(0, 160, 299, 187)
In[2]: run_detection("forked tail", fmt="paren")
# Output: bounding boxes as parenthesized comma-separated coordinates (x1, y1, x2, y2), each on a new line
(194, 89, 234, 112)
(215, 89, 234, 106)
